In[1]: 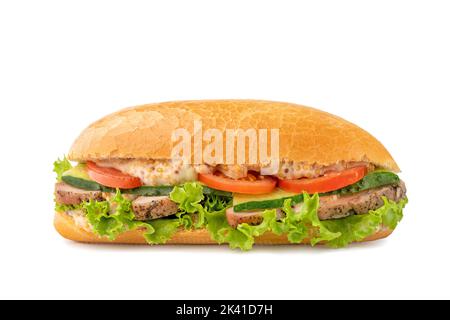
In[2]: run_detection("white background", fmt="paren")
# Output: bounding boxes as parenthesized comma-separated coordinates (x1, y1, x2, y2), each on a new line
(0, 0, 449, 300)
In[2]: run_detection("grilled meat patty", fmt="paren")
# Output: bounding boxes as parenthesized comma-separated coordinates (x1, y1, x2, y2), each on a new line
(55, 182, 178, 220)
(317, 181, 406, 220)
(54, 182, 103, 205)
(131, 196, 179, 220)
(226, 182, 406, 228)
(226, 208, 283, 229)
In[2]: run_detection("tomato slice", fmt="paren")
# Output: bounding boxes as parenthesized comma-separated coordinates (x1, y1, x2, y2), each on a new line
(86, 161, 142, 189)
(278, 166, 367, 194)
(198, 172, 277, 194)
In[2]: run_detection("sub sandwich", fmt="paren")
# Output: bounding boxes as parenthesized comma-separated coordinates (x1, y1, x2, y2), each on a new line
(53, 100, 407, 250)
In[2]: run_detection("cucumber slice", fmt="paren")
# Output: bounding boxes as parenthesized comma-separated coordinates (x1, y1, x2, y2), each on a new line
(61, 164, 104, 190)
(121, 185, 231, 197)
(324, 171, 400, 196)
(61, 175, 103, 191)
(202, 186, 232, 198)
(233, 188, 302, 212)
(126, 186, 173, 196)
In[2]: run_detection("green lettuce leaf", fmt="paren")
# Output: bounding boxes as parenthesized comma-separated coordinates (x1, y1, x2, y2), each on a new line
(170, 182, 206, 228)
(55, 202, 82, 213)
(230, 209, 275, 250)
(201, 191, 406, 251)
(83, 189, 182, 244)
(177, 213, 194, 230)
(144, 184, 231, 243)
(84, 190, 141, 240)
(381, 197, 407, 230)
(143, 219, 180, 244)
(280, 200, 307, 242)
(292, 194, 341, 245)
(220, 193, 340, 251)
(204, 210, 230, 243)
(322, 197, 408, 248)
(204, 193, 231, 212)
(170, 182, 235, 245)
(170, 182, 204, 213)
(170, 182, 232, 230)
(53, 156, 72, 181)
(226, 228, 256, 251)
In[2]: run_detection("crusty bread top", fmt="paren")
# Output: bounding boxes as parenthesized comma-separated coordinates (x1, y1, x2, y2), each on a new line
(68, 100, 400, 171)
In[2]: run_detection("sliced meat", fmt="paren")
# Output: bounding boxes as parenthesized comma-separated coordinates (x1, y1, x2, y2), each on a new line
(226, 182, 406, 228)
(226, 208, 282, 228)
(55, 182, 103, 205)
(131, 196, 179, 220)
(318, 182, 406, 220)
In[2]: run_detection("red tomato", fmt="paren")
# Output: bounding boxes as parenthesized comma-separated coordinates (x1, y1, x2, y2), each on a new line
(86, 161, 142, 189)
(198, 172, 277, 194)
(278, 166, 367, 194)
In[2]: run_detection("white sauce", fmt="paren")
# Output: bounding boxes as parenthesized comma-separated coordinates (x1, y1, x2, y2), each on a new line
(96, 159, 371, 184)
(97, 159, 198, 186)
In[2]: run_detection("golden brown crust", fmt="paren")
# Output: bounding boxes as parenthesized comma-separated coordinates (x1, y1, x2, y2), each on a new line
(54, 211, 393, 246)
(68, 100, 400, 172)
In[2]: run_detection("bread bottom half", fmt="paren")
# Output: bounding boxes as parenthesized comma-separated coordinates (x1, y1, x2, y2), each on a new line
(54, 211, 393, 246)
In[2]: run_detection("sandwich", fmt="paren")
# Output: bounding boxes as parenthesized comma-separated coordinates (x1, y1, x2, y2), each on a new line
(53, 100, 407, 250)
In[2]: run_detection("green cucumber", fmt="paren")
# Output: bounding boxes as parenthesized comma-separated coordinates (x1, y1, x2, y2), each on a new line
(126, 185, 231, 197)
(202, 186, 232, 198)
(126, 186, 173, 196)
(233, 188, 302, 212)
(324, 171, 400, 196)
(61, 164, 104, 191)
(61, 175, 103, 191)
